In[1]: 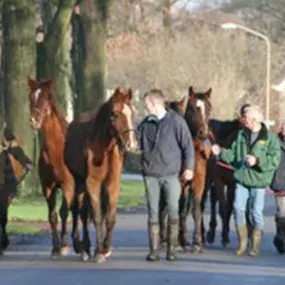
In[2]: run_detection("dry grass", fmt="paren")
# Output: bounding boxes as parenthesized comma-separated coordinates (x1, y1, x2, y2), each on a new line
(107, 23, 268, 120)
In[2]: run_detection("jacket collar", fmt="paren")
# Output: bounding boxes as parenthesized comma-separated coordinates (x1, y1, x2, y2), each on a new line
(242, 123, 268, 144)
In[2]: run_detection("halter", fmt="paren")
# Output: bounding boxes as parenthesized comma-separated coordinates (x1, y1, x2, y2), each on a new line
(110, 111, 137, 155)
(114, 128, 137, 155)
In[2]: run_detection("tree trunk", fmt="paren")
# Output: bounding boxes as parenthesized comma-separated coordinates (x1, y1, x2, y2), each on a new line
(0, 1, 4, 126)
(38, 0, 75, 120)
(2, 0, 39, 195)
(80, 0, 110, 111)
(162, 0, 173, 42)
(71, 6, 86, 115)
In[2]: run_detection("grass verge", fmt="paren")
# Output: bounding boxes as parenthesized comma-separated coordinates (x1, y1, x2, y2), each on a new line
(9, 180, 145, 223)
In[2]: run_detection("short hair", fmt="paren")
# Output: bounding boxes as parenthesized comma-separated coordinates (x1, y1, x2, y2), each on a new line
(240, 103, 251, 116)
(144, 89, 165, 101)
(244, 105, 264, 123)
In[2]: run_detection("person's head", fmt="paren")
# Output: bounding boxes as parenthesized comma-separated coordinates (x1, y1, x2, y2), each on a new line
(240, 103, 251, 117)
(243, 105, 264, 131)
(238, 103, 251, 125)
(144, 89, 166, 116)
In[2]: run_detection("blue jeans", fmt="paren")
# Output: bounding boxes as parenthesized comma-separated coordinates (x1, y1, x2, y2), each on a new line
(234, 183, 266, 230)
(144, 175, 181, 224)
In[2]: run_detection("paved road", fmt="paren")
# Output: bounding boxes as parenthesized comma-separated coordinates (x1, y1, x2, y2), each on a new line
(1, 193, 284, 285)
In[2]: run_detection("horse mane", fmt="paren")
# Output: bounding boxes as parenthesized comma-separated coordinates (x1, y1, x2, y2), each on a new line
(89, 99, 114, 148)
(209, 118, 241, 147)
(45, 89, 68, 134)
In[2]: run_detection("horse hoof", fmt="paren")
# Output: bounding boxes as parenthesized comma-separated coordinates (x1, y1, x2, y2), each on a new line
(51, 252, 61, 260)
(192, 245, 202, 254)
(104, 249, 112, 258)
(81, 252, 90, 262)
(206, 231, 215, 244)
(73, 241, 83, 254)
(94, 254, 107, 264)
(222, 241, 231, 248)
(181, 245, 192, 252)
(60, 246, 70, 256)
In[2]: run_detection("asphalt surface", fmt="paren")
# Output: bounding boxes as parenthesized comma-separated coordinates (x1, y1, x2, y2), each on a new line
(0, 191, 285, 285)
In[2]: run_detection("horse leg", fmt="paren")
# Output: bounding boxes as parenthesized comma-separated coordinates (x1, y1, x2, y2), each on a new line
(0, 195, 9, 256)
(159, 189, 167, 248)
(87, 176, 105, 263)
(221, 182, 235, 248)
(191, 176, 205, 254)
(45, 186, 60, 259)
(178, 185, 191, 251)
(206, 183, 217, 244)
(200, 177, 211, 245)
(71, 192, 82, 255)
(101, 181, 120, 259)
(79, 191, 91, 261)
(59, 181, 75, 256)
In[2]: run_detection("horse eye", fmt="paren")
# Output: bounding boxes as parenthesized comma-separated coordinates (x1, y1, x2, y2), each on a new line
(111, 114, 119, 120)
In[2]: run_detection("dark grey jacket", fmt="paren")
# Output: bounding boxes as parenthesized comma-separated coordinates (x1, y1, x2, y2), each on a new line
(271, 134, 285, 193)
(138, 110, 195, 177)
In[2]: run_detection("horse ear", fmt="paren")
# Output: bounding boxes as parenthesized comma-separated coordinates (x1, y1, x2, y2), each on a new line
(112, 87, 121, 100)
(204, 88, 212, 99)
(28, 77, 37, 90)
(188, 86, 194, 98)
(178, 96, 186, 109)
(124, 88, 133, 104)
(41, 78, 53, 89)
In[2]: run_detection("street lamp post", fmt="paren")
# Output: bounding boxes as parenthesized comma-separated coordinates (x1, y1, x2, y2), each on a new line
(221, 22, 272, 126)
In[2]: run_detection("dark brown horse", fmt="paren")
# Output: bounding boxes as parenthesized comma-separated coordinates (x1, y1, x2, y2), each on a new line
(64, 87, 137, 263)
(161, 86, 212, 253)
(204, 117, 245, 248)
(0, 128, 32, 255)
(27, 78, 80, 258)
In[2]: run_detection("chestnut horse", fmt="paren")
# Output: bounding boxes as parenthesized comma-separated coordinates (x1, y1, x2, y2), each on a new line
(0, 129, 32, 255)
(64, 87, 137, 263)
(161, 86, 212, 253)
(27, 78, 80, 258)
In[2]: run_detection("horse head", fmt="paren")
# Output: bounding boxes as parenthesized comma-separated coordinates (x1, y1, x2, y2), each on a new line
(109, 87, 138, 152)
(27, 77, 54, 129)
(90, 87, 138, 155)
(184, 86, 212, 140)
(165, 96, 186, 116)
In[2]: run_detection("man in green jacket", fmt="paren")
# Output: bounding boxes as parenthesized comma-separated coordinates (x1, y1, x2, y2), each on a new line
(212, 105, 281, 257)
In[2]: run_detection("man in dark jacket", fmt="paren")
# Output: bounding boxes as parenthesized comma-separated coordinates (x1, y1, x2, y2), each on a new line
(138, 89, 195, 262)
(270, 122, 285, 254)
(212, 105, 281, 257)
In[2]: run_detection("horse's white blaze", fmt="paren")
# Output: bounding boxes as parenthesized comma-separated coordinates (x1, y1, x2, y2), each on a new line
(122, 104, 137, 150)
(34, 88, 42, 103)
(196, 99, 205, 121)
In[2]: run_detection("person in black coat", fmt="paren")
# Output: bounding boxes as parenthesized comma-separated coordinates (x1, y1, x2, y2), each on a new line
(271, 122, 285, 254)
(0, 123, 33, 255)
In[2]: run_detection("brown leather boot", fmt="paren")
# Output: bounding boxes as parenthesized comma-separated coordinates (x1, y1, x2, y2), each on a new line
(236, 226, 248, 256)
(248, 229, 262, 257)
(146, 223, 160, 262)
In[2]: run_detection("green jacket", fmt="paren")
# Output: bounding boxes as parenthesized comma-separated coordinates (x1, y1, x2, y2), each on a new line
(219, 124, 281, 188)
